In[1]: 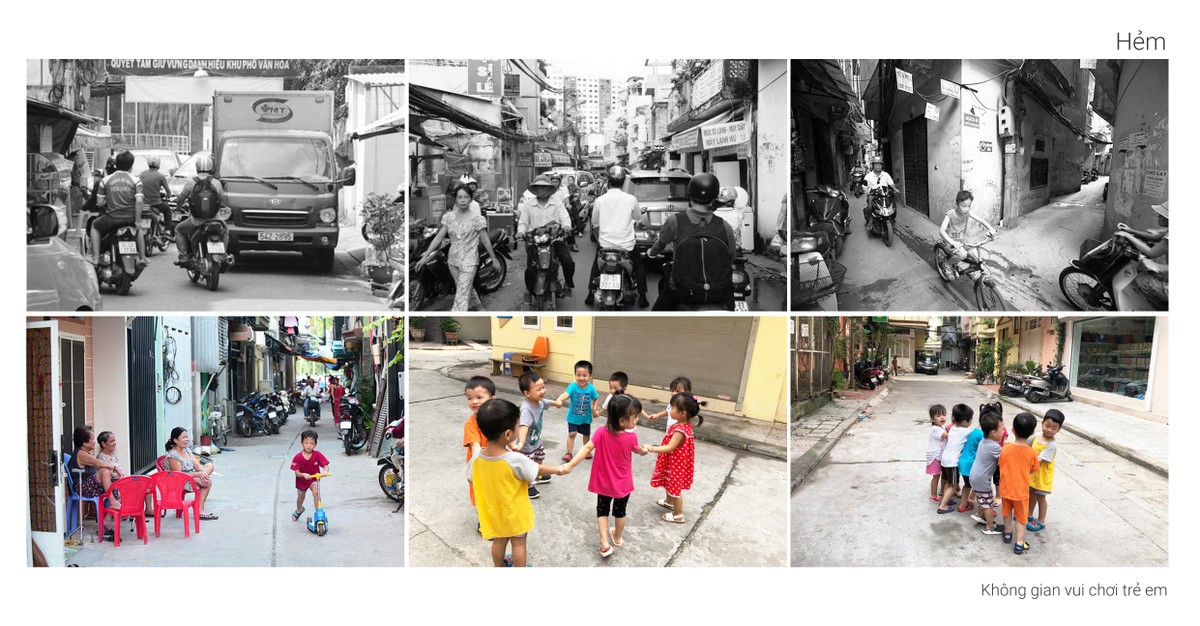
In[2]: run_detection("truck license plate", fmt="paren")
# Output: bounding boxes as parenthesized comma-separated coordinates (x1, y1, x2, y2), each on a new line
(117, 241, 138, 255)
(207, 241, 226, 254)
(599, 274, 622, 290)
(258, 232, 294, 242)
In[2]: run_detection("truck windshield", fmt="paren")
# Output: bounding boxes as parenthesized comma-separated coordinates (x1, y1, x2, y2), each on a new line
(632, 179, 690, 203)
(220, 137, 332, 180)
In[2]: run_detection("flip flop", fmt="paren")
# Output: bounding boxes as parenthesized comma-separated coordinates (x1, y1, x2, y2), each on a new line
(957, 505, 972, 513)
(661, 512, 685, 524)
(1027, 520, 1046, 532)
(656, 498, 674, 510)
(292, 507, 305, 522)
(199, 513, 219, 521)
(609, 528, 623, 548)
(936, 507, 954, 514)
(561, 453, 573, 462)
(929, 496, 942, 502)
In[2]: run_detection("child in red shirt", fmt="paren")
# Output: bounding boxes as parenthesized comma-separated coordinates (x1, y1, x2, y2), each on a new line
(291, 430, 330, 521)
(998, 412, 1040, 555)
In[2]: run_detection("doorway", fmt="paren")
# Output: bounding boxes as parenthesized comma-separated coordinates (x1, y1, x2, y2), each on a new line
(902, 116, 930, 216)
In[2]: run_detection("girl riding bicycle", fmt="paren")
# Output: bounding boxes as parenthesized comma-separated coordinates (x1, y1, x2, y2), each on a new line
(938, 190, 997, 276)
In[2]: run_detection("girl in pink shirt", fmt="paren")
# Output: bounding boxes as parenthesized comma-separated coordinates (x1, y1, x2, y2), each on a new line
(560, 394, 648, 558)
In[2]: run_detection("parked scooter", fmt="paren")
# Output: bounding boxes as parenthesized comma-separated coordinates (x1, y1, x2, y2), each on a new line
(1001, 371, 1033, 397)
(791, 229, 843, 311)
(338, 393, 368, 456)
(1024, 364, 1073, 403)
(804, 185, 850, 258)
(1058, 223, 1167, 311)
(863, 186, 898, 247)
(523, 223, 568, 311)
(408, 218, 511, 311)
(235, 394, 275, 437)
(588, 248, 640, 310)
(854, 359, 881, 390)
(179, 208, 233, 292)
(378, 418, 405, 506)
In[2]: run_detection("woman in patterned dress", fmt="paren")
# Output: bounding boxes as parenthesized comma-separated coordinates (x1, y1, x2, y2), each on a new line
(414, 183, 501, 311)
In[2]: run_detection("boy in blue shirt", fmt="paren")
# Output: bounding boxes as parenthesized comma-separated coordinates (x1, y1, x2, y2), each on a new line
(556, 360, 600, 462)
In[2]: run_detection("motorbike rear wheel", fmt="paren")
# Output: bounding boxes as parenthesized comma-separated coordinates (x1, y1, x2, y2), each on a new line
(1025, 388, 1043, 403)
(475, 254, 507, 294)
(237, 416, 252, 437)
(205, 263, 220, 291)
(115, 273, 133, 296)
(974, 279, 1006, 311)
(352, 427, 369, 451)
(344, 431, 354, 456)
(883, 222, 893, 247)
(1058, 267, 1116, 311)
(409, 280, 429, 312)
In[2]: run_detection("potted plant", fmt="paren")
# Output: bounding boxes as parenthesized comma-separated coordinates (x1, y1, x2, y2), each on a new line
(440, 318, 462, 342)
(409, 317, 426, 342)
(361, 192, 401, 285)
(200, 420, 213, 447)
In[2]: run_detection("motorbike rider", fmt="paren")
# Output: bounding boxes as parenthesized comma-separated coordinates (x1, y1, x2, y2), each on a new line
(304, 377, 322, 416)
(1121, 201, 1169, 308)
(585, 165, 649, 308)
(517, 174, 576, 300)
(938, 190, 997, 276)
(138, 155, 174, 240)
(172, 154, 229, 267)
(864, 157, 894, 191)
(545, 171, 580, 252)
(88, 149, 148, 269)
(648, 172, 740, 311)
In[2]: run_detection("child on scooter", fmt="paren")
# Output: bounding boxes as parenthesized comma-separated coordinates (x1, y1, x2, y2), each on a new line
(291, 430, 330, 522)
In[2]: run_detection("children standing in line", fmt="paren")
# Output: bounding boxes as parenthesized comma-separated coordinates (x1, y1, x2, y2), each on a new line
(645, 393, 702, 523)
(561, 394, 649, 557)
(925, 404, 948, 502)
(557, 360, 600, 462)
(1027, 409, 1064, 532)
(515, 371, 564, 499)
(291, 430, 330, 522)
(937, 404, 974, 514)
(999, 412, 1041, 555)
(467, 399, 563, 567)
(968, 409, 1005, 535)
(957, 404, 986, 513)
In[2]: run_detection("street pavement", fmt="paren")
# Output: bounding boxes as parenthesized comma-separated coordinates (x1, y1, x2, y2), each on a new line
(415, 223, 786, 312)
(95, 222, 388, 311)
(65, 397, 404, 567)
(791, 370, 1167, 567)
(836, 178, 1107, 311)
(407, 347, 788, 567)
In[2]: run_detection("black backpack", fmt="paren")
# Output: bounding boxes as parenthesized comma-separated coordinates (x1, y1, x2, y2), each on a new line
(670, 214, 733, 303)
(189, 176, 220, 219)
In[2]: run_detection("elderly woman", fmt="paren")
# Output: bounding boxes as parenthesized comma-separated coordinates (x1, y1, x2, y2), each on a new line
(164, 427, 218, 520)
(93, 431, 127, 507)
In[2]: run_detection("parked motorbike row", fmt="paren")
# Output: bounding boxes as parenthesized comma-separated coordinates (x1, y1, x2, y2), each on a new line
(853, 359, 890, 391)
(1001, 364, 1074, 403)
(235, 390, 293, 437)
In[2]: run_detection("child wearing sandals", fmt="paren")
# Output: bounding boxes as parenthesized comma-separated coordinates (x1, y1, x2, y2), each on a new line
(291, 430, 330, 523)
(999, 412, 1040, 555)
(925, 404, 948, 501)
(936, 404, 974, 514)
(1027, 409, 1064, 533)
(644, 393, 703, 523)
(968, 408, 1005, 535)
(560, 394, 649, 557)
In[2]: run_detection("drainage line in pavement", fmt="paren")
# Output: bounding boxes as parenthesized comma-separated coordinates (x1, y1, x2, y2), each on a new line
(270, 429, 304, 567)
(665, 455, 742, 567)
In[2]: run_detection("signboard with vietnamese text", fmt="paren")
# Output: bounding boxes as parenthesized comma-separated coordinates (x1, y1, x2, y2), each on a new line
(504, 73, 521, 97)
(701, 121, 750, 150)
(896, 68, 913, 94)
(963, 113, 980, 129)
(107, 59, 295, 77)
(940, 79, 961, 99)
(692, 62, 725, 105)
(924, 102, 941, 122)
(467, 59, 501, 96)
(533, 152, 552, 167)
(516, 141, 534, 168)
(672, 128, 701, 152)
(1143, 169, 1167, 197)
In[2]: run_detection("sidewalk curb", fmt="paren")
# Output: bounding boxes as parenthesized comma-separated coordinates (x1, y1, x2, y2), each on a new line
(790, 387, 889, 492)
(442, 362, 787, 461)
(961, 382, 1168, 478)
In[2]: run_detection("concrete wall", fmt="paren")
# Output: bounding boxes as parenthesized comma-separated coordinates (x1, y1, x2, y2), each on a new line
(490, 316, 596, 384)
(959, 61, 1004, 225)
(754, 59, 788, 243)
(886, 60, 963, 225)
(91, 317, 130, 470)
(1006, 61, 1089, 220)
(741, 316, 789, 422)
(1104, 60, 1168, 236)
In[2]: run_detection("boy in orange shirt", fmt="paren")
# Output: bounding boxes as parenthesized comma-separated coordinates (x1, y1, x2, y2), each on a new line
(998, 411, 1040, 555)
(463, 376, 497, 533)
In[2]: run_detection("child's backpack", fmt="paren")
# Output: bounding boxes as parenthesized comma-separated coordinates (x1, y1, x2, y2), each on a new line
(671, 215, 732, 303)
(189, 176, 220, 220)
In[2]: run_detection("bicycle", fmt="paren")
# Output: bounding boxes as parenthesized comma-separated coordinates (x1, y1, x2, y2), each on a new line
(933, 234, 1008, 311)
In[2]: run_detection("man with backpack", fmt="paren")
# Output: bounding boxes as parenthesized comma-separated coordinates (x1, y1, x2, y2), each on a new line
(88, 150, 148, 268)
(173, 154, 226, 266)
(647, 172, 739, 311)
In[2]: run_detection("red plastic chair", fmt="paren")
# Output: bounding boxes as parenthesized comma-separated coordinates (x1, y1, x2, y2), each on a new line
(151, 471, 200, 538)
(98, 476, 157, 546)
(155, 455, 167, 472)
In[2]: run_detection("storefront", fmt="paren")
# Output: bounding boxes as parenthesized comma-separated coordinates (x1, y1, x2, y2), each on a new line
(1064, 316, 1167, 419)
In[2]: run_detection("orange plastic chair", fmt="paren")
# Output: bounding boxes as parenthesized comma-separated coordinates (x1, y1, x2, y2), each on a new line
(98, 476, 157, 546)
(151, 471, 200, 538)
(520, 336, 549, 364)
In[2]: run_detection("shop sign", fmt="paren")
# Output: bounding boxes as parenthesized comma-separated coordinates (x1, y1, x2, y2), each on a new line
(737, 143, 750, 159)
(673, 128, 701, 152)
(924, 102, 941, 122)
(940, 79, 960, 99)
(701, 121, 750, 150)
(516, 142, 534, 168)
(107, 59, 295, 77)
(467, 59, 501, 96)
(895, 68, 913, 94)
(533, 152, 552, 167)
(503, 73, 521, 97)
(693, 62, 725, 105)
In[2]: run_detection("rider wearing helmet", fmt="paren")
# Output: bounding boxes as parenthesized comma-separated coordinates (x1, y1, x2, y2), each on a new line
(545, 171, 579, 251)
(864, 156, 894, 191)
(586, 165, 648, 307)
(647, 172, 739, 311)
(517, 174, 576, 299)
(173, 153, 227, 265)
(139, 154, 174, 238)
(88, 149, 148, 267)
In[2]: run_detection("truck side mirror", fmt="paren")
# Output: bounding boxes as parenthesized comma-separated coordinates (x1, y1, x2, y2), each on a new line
(340, 166, 356, 187)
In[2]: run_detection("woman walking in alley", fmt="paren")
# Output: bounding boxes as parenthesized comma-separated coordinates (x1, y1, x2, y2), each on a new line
(414, 183, 501, 311)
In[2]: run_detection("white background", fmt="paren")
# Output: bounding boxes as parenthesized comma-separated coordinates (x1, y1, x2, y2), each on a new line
(3, 0, 1185, 621)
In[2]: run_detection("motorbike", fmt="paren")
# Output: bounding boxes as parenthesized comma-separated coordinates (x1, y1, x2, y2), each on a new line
(83, 209, 144, 296)
(288, 388, 303, 414)
(790, 229, 843, 311)
(235, 394, 276, 437)
(304, 394, 322, 427)
(850, 170, 867, 198)
(524, 224, 568, 311)
(654, 248, 752, 312)
(1058, 223, 1167, 311)
(804, 185, 850, 258)
(179, 208, 233, 292)
(864, 186, 898, 247)
(949, 356, 969, 372)
(378, 417, 405, 507)
(854, 360, 880, 390)
(1024, 364, 1073, 403)
(338, 393, 368, 456)
(267, 391, 289, 426)
(408, 218, 511, 311)
(1001, 371, 1032, 397)
(141, 205, 172, 257)
(589, 248, 639, 310)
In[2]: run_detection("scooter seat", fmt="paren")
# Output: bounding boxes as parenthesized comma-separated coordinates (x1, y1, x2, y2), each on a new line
(488, 228, 506, 243)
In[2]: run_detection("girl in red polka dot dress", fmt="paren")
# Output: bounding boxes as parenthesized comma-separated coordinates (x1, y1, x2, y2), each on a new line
(645, 393, 703, 523)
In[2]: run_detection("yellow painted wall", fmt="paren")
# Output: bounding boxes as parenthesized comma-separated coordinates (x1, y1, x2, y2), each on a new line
(491, 316, 595, 384)
(742, 316, 789, 422)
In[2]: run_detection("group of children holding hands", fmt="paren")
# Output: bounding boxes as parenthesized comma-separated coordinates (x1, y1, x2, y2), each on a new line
(462, 361, 705, 566)
(926, 400, 1063, 556)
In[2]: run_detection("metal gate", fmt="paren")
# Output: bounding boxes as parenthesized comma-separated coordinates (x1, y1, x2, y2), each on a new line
(792, 317, 834, 402)
(902, 116, 930, 216)
(127, 317, 160, 473)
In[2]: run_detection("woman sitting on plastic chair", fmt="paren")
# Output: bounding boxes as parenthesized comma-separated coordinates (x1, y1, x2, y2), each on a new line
(164, 427, 218, 521)
(69, 427, 124, 510)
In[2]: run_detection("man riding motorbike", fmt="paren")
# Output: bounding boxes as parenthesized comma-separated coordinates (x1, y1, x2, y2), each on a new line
(517, 174, 576, 300)
(864, 157, 894, 192)
(648, 172, 740, 311)
(545, 171, 579, 252)
(585, 165, 648, 308)
(88, 150, 148, 269)
(173, 154, 229, 267)
(1122, 201, 1169, 308)
(138, 154, 173, 240)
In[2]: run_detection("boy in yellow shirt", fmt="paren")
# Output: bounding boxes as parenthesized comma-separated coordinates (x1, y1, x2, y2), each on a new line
(466, 399, 563, 567)
(1027, 409, 1064, 532)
